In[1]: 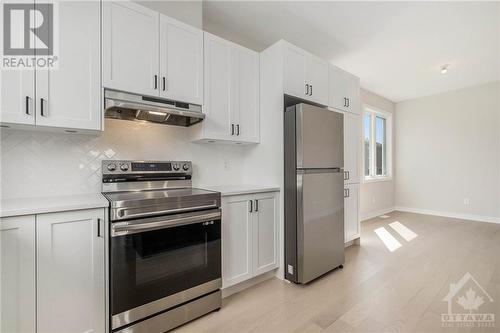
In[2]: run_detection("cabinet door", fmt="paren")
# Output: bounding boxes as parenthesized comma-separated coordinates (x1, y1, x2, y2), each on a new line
(306, 56, 329, 106)
(102, 1, 159, 96)
(329, 65, 349, 111)
(202, 33, 234, 141)
(329, 66, 360, 114)
(344, 112, 361, 184)
(0, 2, 36, 126)
(0, 215, 36, 333)
(222, 195, 253, 288)
(0, 71, 36, 125)
(36, 0, 101, 131)
(159, 15, 203, 105)
(344, 74, 360, 114)
(37, 209, 105, 333)
(283, 44, 307, 99)
(344, 183, 360, 242)
(253, 192, 279, 276)
(234, 46, 259, 143)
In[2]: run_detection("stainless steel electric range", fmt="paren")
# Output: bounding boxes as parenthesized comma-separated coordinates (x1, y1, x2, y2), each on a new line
(101, 160, 221, 333)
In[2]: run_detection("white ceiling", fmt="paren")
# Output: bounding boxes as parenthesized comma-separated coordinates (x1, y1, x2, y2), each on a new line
(203, 1, 500, 102)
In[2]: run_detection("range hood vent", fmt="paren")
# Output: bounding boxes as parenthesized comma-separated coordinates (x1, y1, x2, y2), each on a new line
(104, 90, 204, 127)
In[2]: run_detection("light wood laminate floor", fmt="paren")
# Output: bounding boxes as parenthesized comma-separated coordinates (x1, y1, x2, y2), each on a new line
(175, 211, 500, 333)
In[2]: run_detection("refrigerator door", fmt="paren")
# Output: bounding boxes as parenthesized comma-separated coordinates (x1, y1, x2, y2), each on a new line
(296, 103, 344, 169)
(297, 169, 345, 283)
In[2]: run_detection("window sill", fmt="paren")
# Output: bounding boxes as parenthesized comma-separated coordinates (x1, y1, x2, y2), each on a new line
(363, 176, 393, 184)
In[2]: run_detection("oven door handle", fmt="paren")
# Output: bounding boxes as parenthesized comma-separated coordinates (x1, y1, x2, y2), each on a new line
(111, 209, 221, 237)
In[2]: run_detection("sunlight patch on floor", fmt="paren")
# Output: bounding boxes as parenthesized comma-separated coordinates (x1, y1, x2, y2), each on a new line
(389, 221, 418, 241)
(374, 227, 402, 252)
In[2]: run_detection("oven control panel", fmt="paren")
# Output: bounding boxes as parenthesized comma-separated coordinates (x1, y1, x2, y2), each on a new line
(102, 160, 192, 175)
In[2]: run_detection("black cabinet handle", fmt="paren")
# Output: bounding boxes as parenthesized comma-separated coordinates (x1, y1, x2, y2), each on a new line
(162, 77, 166, 91)
(309, 85, 312, 96)
(40, 98, 47, 117)
(154, 75, 158, 90)
(97, 218, 102, 238)
(231, 124, 235, 135)
(236, 124, 240, 136)
(254, 199, 259, 212)
(305, 84, 309, 96)
(25, 96, 31, 115)
(249, 200, 253, 213)
(347, 98, 350, 107)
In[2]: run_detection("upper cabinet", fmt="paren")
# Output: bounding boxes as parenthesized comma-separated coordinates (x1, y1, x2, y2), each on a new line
(283, 42, 329, 106)
(329, 65, 360, 114)
(102, 1, 159, 97)
(1, 0, 101, 132)
(159, 15, 203, 104)
(36, 0, 101, 131)
(193, 32, 259, 144)
(103, 1, 203, 105)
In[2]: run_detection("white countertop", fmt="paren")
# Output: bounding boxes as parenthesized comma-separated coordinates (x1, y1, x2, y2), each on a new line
(200, 185, 280, 197)
(0, 193, 109, 218)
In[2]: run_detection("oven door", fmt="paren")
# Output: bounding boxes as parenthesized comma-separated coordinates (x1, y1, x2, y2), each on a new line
(110, 209, 221, 330)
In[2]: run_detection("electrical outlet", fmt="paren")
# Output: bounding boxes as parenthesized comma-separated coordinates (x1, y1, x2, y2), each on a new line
(463, 198, 470, 206)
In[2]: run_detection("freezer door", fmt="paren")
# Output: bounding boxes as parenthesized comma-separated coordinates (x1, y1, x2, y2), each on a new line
(297, 170, 345, 283)
(296, 103, 343, 169)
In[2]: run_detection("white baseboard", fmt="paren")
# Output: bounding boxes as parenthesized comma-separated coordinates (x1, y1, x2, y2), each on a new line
(361, 207, 396, 221)
(394, 206, 500, 224)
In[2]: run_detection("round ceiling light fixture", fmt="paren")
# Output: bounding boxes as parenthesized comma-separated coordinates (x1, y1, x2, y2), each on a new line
(440, 64, 450, 74)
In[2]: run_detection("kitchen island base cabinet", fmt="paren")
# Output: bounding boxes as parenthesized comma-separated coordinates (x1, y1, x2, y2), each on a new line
(0, 215, 36, 333)
(222, 191, 279, 289)
(37, 208, 106, 333)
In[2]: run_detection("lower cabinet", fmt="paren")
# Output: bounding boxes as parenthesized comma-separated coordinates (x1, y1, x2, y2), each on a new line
(0, 208, 106, 333)
(344, 183, 360, 242)
(222, 191, 279, 288)
(0, 215, 36, 333)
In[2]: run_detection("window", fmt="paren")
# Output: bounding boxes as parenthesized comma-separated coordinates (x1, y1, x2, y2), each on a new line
(364, 106, 392, 181)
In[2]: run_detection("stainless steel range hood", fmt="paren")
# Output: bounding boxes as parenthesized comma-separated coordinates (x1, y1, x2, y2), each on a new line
(104, 90, 205, 127)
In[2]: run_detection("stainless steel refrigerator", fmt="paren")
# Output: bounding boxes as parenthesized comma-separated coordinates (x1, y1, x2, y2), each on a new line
(284, 103, 345, 284)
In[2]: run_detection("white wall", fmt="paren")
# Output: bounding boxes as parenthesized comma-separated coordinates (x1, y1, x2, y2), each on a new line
(395, 81, 500, 222)
(0, 120, 253, 199)
(359, 88, 396, 220)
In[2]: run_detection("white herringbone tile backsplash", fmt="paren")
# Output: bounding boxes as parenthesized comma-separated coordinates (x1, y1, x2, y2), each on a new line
(1, 119, 252, 199)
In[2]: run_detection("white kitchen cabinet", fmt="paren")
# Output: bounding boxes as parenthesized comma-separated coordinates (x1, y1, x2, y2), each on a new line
(344, 183, 360, 242)
(283, 45, 307, 99)
(37, 208, 105, 333)
(1, 1, 101, 132)
(283, 42, 329, 105)
(102, 1, 159, 96)
(103, 2, 204, 106)
(0, 215, 36, 333)
(252, 192, 279, 276)
(222, 195, 254, 287)
(344, 112, 361, 184)
(159, 15, 203, 104)
(194, 32, 259, 144)
(329, 65, 360, 114)
(0, 70, 36, 125)
(36, 0, 101, 131)
(234, 47, 260, 143)
(222, 191, 279, 288)
(306, 56, 329, 105)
